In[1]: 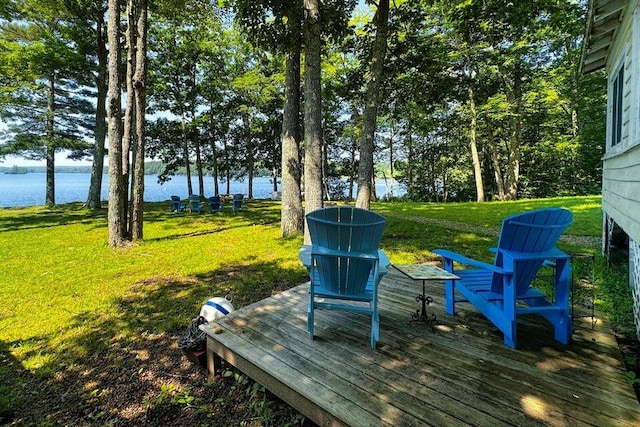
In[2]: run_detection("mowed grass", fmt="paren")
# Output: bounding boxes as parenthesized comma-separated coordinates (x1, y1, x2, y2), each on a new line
(0, 195, 604, 417)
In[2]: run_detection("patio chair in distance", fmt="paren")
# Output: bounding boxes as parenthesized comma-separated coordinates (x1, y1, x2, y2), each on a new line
(231, 194, 244, 212)
(208, 195, 223, 213)
(299, 206, 389, 349)
(188, 194, 205, 213)
(433, 208, 574, 349)
(170, 195, 185, 212)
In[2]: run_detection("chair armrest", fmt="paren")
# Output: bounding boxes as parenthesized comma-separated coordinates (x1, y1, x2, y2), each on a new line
(432, 249, 508, 274)
(497, 247, 570, 261)
(299, 245, 387, 271)
(311, 244, 379, 260)
(299, 245, 312, 267)
(378, 250, 390, 275)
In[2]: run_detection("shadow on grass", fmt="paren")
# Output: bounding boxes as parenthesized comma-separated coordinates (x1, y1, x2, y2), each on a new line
(0, 203, 108, 233)
(4, 260, 308, 426)
(0, 341, 27, 424)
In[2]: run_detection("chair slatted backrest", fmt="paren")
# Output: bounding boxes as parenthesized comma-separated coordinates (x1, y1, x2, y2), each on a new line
(171, 195, 182, 211)
(189, 194, 201, 210)
(491, 208, 573, 295)
(208, 196, 221, 211)
(232, 194, 244, 209)
(307, 207, 386, 295)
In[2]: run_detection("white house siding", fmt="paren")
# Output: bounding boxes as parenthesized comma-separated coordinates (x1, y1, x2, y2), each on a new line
(602, 145, 640, 244)
(603, 3, 640, 340)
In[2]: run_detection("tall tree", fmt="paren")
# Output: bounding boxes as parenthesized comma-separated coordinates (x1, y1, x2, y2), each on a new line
(129, 0, 147, 239)
(233, 0, 305, 235)
(303, 0, 322, 244)
(106, 0, 125, 246)
(355, 0, 389, 209)
(0, 0, 94, 205)
(280, 5, 304, 236)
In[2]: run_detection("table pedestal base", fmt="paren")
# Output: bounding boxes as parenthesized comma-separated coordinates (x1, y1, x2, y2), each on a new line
(412, 280, 437, 327)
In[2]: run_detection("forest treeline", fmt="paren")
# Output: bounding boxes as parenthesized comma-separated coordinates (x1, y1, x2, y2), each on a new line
(1, 1, 604, 244)
(0, 161, 273, 176)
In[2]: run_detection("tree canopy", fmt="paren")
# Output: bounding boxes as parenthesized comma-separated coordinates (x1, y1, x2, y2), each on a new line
(1, 0, 605, 215)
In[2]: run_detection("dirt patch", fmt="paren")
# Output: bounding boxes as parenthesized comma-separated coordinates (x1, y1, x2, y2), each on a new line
(5, 333, 309, 426)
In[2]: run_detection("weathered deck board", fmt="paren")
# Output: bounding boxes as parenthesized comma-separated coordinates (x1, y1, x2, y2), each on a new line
(201, 267, 640, 427)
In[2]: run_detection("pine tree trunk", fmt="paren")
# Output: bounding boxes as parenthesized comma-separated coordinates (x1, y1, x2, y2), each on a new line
(107, 0, 125, 247)
(45, 75, 55, 206)
(130, 0, 147, 240)
(224, 138, 231, 195)
(355, 0, 389, 210)
(122, 0, 136, 235)
(181, 114, 193, 196)
(87, 13, 107, 209)
(210, 108, 220, 196)
(303, 0, 323, 244)
(279, 3, 303, 237)
(243, 115, 254, 199)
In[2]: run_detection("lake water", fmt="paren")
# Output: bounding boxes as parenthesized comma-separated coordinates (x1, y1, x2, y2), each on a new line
(0, 173, 405, 207)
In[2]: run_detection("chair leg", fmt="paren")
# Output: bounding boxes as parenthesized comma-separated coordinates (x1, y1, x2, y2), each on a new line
(307, 297, 314, 340)
(554, 315, 571, 344)
(371, 312, 379, 350)
(445, 280, 456, 315)
(503, 321, 516, 349)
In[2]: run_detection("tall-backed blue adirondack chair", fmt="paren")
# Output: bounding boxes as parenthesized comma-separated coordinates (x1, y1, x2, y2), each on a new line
(299, 206, 389, 349)
(170, 195, 185, 212)
(231, 194, 244, 212)
(188, 194, 204, 213)
(208, 196, 223, 213)
(433, 208, 573, 348)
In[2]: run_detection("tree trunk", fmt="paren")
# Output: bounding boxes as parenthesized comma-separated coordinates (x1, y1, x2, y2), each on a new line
(348, 142, 356, 200)
(279, 36, 304, 235)
(355, 0, 389, 210)
(303, 0, 323, 244)
(130, 0, 147, 240)
(192, 74, 204, 197)
(87, 13, 108, 209)
(468, 86, 484, 202)
(181, 114, 193, 196)
(504, 62, 522, 201)
(487, 129, 505, 200)
(244, 115, 254, 199)
(224, 137, 231, 194)
(195, 134, 204, 196)
(45, 75, 55, 206)
(209, 108, 220, 196)
(407, 121, 414, 199)
(107, 0, 125, 247)
(122, 0, 136, 235)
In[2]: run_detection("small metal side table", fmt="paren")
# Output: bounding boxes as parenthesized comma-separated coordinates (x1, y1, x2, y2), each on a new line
(393, 264, 461, 327)
(569, 252, 596, 330)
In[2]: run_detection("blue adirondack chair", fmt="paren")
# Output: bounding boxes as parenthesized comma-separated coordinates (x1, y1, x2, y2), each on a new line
(188, 194, 204, 213)
(231, 194, 244, 212)
(433, 208, 574, 348)
(208, 196, 223, 213)
(170, 195, 185, 212)
(299, 206, 389, 349)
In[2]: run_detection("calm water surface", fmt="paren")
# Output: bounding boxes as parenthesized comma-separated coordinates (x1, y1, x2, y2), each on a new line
(0, 173, 404, 208)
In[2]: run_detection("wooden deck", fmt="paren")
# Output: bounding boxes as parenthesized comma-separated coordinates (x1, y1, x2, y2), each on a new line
(201, 267, 640, 427)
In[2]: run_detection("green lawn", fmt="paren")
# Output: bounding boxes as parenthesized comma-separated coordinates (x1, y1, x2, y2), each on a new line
(2, 195, 622, 422)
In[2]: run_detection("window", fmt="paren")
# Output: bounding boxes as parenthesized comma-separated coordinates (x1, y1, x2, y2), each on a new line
(612, 65, 624, 147)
